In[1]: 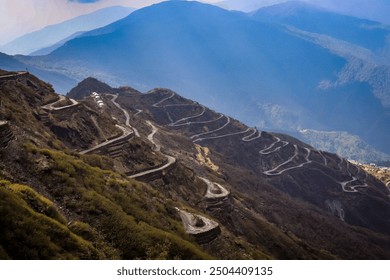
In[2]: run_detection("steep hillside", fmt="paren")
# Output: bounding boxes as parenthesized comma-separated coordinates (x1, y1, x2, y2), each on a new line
(115, 89, 390, 237)
(76, 76, 390, 259)
(2, 72, 390, 259)
(0, 71, 261, 260)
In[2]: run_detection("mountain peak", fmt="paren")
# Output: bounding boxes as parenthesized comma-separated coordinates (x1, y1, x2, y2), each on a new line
(67, 77, 140, 99)
(67, 77, 116, 99)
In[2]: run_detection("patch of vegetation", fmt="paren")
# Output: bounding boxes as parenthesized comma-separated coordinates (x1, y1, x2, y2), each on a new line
(19, 143, 211, 259)
(0, 179, 103, 259)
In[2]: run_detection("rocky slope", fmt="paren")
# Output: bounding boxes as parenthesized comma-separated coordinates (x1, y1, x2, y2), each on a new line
(1, 71, 390, 259)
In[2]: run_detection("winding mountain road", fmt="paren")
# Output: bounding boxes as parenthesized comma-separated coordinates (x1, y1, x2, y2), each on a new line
(80, 124, 133, 155)
(199, 177, 230, 199)
(175, 208, 219, 235)
(40, 93, 135, 156)
(259, 136, 289, 155)
(41, 95, 79, 111)
(152, 91, 176, 107)
(151, 92, 368, 182)
(190, 116, 231, 140)
(129, 121, 176, 179)
(242, 128, 262, 142)
(193, 126, 252, 143)
(134, 109, 143, 117)
(169, 106, 206, 127)
(319, 151, 328, 166)
(337, 161, 369, 193)
(109, 94, 140, 137)
(263, 146, 313, 176)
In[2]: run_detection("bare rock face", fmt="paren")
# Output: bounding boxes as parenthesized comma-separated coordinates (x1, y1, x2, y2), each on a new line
(0, 121, 14, 148)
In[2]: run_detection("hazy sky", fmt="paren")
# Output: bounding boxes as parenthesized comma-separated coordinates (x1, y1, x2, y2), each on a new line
(1, 0, 388, 45)
(1, 0, 284, 45)
(0, 0, 214, 45)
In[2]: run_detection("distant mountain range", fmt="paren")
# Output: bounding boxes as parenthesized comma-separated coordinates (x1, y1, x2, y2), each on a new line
(29, 31, 85, 56)
(0, 6, 134, 55)
(1, 0, 389, 161)
(217, 0, 390, 24)
(216, 0, 282, 12)
(0, 52, 77, 91)
(296, 129, 390, 163)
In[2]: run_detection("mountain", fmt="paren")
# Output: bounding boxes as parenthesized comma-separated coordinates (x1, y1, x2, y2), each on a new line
(251, 1, 390, 51)
(67, 77, 117, 99)
(216, 0, 390, 24)
(0, 6, 134, 55)
(308, 0, 390, 25)
(216, 0, 284, 12)
(67, 77, 141, 100)
(296, 129, 390, 163)
(1, 71, 390, 259)
(0, 70, 215, 260)
(14, 0, 390, 158)
(0, 52, 77, 93)
(250, 1, 390, 156)
(29, 31, 85, 56)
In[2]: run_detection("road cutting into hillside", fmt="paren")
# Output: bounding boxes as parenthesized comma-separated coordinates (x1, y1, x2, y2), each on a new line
(199, 177, 230, 199)
(110, 94, 140, 137)
(193, 127, 252, 143)
(41, 95, 79, 111)
(129, 121, 176, 179)
(175, 208, 219, 235)
(151, 91, 348, 179)
(338, 160, 369, 193)
(263, 146, 313, 176)
(80, 124, 133, 155)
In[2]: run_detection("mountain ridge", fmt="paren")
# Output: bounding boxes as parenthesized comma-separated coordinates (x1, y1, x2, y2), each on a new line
(297, 129, 390, 163)
(2, 71, 390, 259)
(0, 6, 135, 55)
(217, 0, 390, 24)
